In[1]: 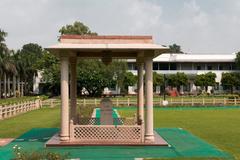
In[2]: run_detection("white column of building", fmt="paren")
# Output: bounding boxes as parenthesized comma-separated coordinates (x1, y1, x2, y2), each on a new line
(3, 73, 6, 98)
(70, 57, 77, 122)
(137, 61, 144, 124)
(13, 76, 16, 97)
(7, 76, 10, 97)
(60, 56, 70, 141)
(144, 57, 154, 142)
(21, 81, 24, 97)
(17, 77, 20, 95)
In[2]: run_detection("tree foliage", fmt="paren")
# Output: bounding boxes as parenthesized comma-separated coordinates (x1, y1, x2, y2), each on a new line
(122, 72, 137, 94)
(221, 72, 239, 94)
(0, 29, 8, 55)
(17, 43, 43, 94)
(235, 51, 240, 69)
(194, 72, 216, 91)
(59, 21, 97, 36)
(169, 44, 183, 53)
(35, 51, 60, 95)
(153, 72, 164, 90)
(167, 72, 188, 91)
(77, 59, 128, 97)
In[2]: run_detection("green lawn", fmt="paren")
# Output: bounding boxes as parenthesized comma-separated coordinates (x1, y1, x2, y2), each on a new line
(0, 107, 60, 138)
(119, 108, 240, 160)
(0, 107, 239, 159)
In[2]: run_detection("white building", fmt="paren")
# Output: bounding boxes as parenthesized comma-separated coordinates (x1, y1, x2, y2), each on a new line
(127, 53, 238, 94)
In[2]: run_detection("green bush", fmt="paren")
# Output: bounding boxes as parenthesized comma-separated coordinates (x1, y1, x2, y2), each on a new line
(12, 145, 69, 160)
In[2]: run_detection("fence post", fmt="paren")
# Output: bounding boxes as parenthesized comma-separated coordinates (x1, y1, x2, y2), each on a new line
(50, 99, 54, 108)
(83, 99, 86, 106)
(234, 97, 237, 106)
(213, 98, 215, 105)
(95, 98, 97, 106)
(170, 98, 173, 105)
(127, 98, 130, 106)
(0, 105, 2, 120)
(13, 104, 16, 116)
(191, 97, 194, 106)
(116, 98, 119, 107)
(202, 98, 205, 106)
(223, 97, 226, 105)
(159, 98, 161, 106)
(181, 97, 183, 106)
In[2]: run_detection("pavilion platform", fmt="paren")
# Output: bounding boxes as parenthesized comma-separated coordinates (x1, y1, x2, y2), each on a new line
(45, 130, 168, 147)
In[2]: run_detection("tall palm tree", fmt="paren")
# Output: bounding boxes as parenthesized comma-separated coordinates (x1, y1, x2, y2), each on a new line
(2, 52, 17, 98)
(13, 51, 25, 97)
(0, 29, 8, 98)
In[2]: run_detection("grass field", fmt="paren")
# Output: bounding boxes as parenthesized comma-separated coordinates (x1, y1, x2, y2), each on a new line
(0, 107, 239, 159)
(119, 108, 240, 160)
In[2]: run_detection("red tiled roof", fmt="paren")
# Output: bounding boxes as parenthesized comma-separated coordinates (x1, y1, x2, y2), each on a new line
(60, 35, 152, 40)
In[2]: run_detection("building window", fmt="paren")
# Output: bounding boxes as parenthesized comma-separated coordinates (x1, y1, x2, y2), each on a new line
(219, 65, 223, 70)
(159, 63, 169, 70)
(153, 62, 159, 70)
(197, 66, 201, 70)
(170, 63, 177, 70)
(134, 64, 137, 70)
(128, 63, 133, 70)
(207, 66, 212, 70)
(232, 64, 236, 70)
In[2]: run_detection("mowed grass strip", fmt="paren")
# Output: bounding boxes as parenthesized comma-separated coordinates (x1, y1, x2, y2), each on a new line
(0, 107, 239, 159)
(119, 108, 240, 160)
(0, 107, 60, 138)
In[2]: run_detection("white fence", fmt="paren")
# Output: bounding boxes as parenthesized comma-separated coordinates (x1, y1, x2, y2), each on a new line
(0, 99, 42, 120)
(43, 97, 240, 107)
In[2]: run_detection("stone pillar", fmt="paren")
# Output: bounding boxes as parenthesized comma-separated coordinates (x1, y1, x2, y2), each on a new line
(70, 57, 77, 122)
(60, 56, 70, 141)
(144, 57, 154, 142)
(137, 62, 144, 124)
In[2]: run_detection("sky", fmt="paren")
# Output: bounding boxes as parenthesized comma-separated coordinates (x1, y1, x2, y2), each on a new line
(0, 0, 240, 54)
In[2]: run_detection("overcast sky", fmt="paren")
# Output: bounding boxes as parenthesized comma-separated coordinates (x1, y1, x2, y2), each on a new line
(0, 0, 240, 54)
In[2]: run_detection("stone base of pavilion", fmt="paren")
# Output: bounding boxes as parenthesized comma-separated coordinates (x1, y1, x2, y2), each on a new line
(45, 131, 168, 147)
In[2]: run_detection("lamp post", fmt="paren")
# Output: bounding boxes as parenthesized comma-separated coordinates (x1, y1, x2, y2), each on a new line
(163, 74, 166, 101)
(162, 74, 168, 106)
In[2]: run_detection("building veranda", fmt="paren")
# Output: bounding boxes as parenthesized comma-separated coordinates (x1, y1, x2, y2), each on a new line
(45, 35, 169, 146)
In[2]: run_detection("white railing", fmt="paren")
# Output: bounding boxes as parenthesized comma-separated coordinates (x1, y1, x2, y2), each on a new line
(43, 97, 240, 107)
(76, 117, 136, 125)
(0, 99, 42, 120)
(70, 121, 144, 143)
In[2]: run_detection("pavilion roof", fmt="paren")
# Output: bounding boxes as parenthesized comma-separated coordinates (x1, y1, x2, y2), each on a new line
(46, 35, 169, 58)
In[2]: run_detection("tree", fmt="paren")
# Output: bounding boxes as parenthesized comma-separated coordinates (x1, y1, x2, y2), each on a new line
(77, 59, 111, 97)
(122, 72, 137, 94)
(18, 43, 43, 95)
(169, 44, 183, 53)
(194, 72, 216, 92)
(35, 51, 60, 95)
(59, 21, 97, 36)
(0, 29, 8, 54)
(235, 51, 240, 69)
(0, 29, 8, 98)
(167, 72, 188, 91)
(221, 72, 238, 94)
(153, 72, 164, 91)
